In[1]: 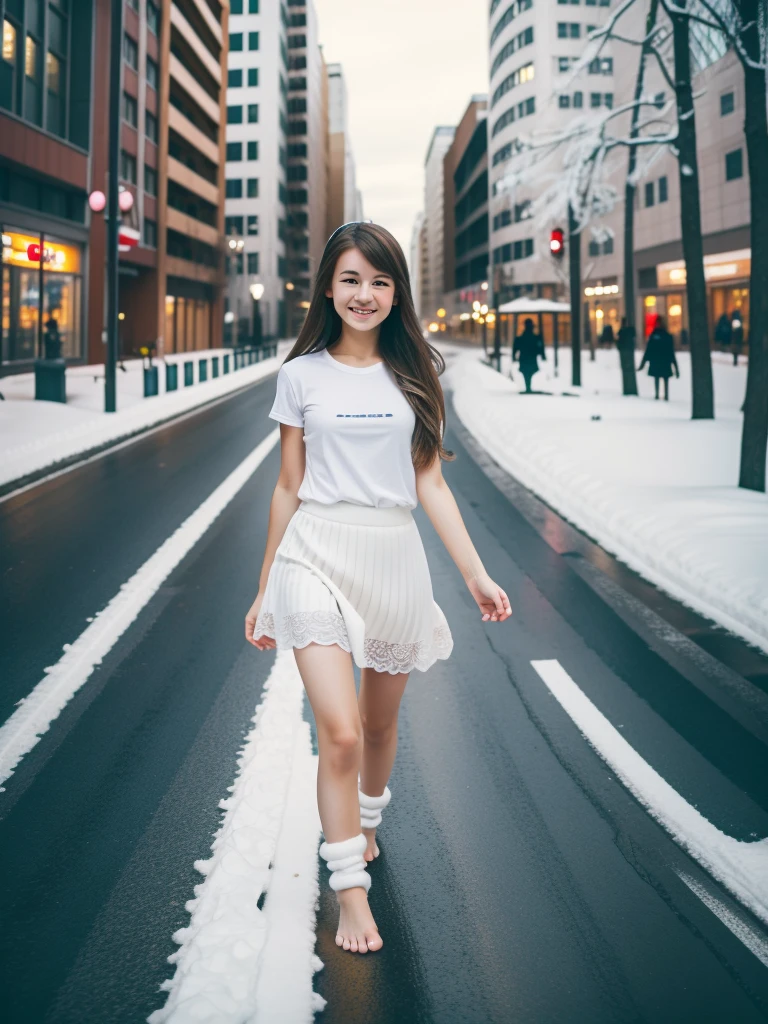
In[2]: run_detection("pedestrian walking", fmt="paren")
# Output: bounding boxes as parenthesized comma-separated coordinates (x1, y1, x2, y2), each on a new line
(714, 312, 732, 348)
(245, 221, 511, 956)
(600, 322, 615, 347)
(638, 314, 679, 400)
(512, 317, 545, 393)
(617, 316, 636, 354)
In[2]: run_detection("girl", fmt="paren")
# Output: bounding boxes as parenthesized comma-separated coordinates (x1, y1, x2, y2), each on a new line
(245, 222, 511, 955)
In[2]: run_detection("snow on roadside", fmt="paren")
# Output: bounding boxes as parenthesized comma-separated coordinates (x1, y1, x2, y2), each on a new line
(0, 345, 291, 491)
(148, 649, 324, 1024)
(448, 347, 768, 653)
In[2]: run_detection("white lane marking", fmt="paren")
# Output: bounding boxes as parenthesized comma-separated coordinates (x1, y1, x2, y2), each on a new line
(531, 659, 768, 929)
(0, 429, 280, 792)
(676, 871, 768, 969)
(148, 650, 324, 1024)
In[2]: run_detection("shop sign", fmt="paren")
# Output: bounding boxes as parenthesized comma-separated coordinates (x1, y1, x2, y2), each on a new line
(1, 230, 81, 273)
(657, 249, 751, 288)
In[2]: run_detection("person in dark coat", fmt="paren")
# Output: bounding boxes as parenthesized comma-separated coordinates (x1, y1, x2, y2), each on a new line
(638, 315, 679, 400)
(512, 317, 545, 393)
(714, 312, 731, 347)
(617, 316, 636, 353)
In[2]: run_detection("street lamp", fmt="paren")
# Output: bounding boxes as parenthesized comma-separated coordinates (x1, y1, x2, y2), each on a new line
(249, 281, 264, 346)
(226, 236, 245, 345)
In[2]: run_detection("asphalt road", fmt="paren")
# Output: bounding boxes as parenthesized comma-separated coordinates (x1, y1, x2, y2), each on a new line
(2, 352, 768, 1023)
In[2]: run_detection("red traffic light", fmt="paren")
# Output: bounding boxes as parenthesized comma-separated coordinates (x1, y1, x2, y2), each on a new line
(550, 228, 564, 259)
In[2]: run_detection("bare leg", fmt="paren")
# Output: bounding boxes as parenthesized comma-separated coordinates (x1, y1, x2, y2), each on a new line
(294, 642, 383, 953)
(358, 667, 410, 861)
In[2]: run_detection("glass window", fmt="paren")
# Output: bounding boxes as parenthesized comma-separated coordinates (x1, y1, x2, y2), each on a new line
(226, 141, 243, 161)
(572, 91, 582, 108)
(247, 140, 258, 160)
(48, 9, 65, 54)
(247, 214, 259, 235)
(248, 103, 259, 122)
(147, 2, 160, 35)
(122, 90, 137, 126)
(720, 91, 734, 116)
(227, 104, 243, 123)
(248, 67, 259, 86)
(230, 0, 243, 12)
(226, 178, 243, 198)
(247, 252, 259, 274)
(228, 68, 242, 87)
(230, 33, 243, 52)
(46, 50, 61, 92)
(603, 236, 614, 255)
(658, 175, 668, 202)
(25, 34, 38, 78)
(145, 109, 158, 143)
(143, 218, 157, 248)
(249, 31, 259, 50)
(120, 150, 137, 184)
(557, 56, 570, 72)
(250, 0, 260, 11)
(46, 51, 64, 134)
(558, 94, 570, 108)
(144, 164, 157, 195)
(604, 93, 613, 108)
(225, 215, 244, 235)
(571, 23, 581, 38)
(123, 33, 138, 70)
(146, 55, 158, 90)
(590, 92, 601, 108)
(247, 177, 259, 198)
(557, 23, 568, 38)
(725, 148, 743, 181)
(644, 180, 655, 206)
(588, 239, 600, 256)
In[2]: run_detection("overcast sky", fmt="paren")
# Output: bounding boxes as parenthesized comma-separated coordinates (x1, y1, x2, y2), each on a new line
(316, 0, 489, 261)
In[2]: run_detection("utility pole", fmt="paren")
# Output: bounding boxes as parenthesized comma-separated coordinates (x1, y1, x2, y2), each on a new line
(105, 0, 123, 413)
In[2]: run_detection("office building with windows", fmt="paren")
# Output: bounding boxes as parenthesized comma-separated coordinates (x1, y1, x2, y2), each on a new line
(1, 0, 230, 374)
(421, 125, 455, 325)
(225, 0, 288, 340)
(326, 61, 361, 237)
(487, 0, 614, 312)
(442, 95, 489, 326)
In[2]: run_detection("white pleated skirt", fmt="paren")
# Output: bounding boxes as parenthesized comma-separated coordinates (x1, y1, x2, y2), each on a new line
(253, 498, 454, 674)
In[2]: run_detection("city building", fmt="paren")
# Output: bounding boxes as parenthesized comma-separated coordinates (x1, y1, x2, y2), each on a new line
(409, 210, 426, 319)
(1, 0, 230, 375)
(325, 61, 362, 236)
(225, 0, 287, 342)
(421, 125, 455, 325)
(442, 95, 489, 331)
(590, 6, 749, 347)
(282, 0, 325, 336)
(487, 0, 615, 315)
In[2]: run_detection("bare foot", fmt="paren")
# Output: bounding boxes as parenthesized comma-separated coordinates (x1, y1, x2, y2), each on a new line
(335, 886, 383, 953)
(362, 825, 379, 862)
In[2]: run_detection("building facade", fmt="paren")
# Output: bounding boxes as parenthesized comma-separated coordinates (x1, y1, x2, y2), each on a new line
(409, 210, 426, 319)
(1, 0, 230, 375)
(326, 61, 361, 237)
(487, 0, 614, 311)
(442, 95, 489, 327)
(421, 125, 455, 325)
(225, 0, 287, 342)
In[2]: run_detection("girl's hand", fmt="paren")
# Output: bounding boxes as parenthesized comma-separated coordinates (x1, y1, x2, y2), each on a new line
(245, 592, 276, 650)
(466, 573, 512, 622)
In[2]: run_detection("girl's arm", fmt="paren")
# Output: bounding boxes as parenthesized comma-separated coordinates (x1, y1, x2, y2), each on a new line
(246, 423, 305, 647)
(416, 452, 512, 624)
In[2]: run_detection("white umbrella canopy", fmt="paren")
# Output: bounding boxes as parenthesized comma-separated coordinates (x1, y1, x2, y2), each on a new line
(497, 297, 571, 314)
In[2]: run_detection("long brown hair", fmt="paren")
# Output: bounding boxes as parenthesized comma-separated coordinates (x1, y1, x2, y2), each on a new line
(282, 222, 455, 469)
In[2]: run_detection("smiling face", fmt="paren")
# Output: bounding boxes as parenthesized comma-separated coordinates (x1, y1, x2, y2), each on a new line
(325, 246, 398, 332)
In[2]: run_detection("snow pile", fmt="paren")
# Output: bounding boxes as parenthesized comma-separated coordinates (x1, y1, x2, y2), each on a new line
(148, 649, 324, 1024)
(449, 346, 768, 652)
(0, 345, 291, 490)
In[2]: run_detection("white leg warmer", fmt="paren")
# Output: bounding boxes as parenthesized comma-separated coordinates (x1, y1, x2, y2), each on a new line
(358, 783, 392, 829)
(318, 833, 371, 893)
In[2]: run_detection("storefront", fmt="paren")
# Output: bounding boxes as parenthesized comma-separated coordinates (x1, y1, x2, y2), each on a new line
(1, 228, 84, 370)
(641, 249, 751, 344)
(583, 279, 621, 344)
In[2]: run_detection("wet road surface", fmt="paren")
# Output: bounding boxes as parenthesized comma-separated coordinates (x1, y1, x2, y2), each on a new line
(2, 350, 768, 1023)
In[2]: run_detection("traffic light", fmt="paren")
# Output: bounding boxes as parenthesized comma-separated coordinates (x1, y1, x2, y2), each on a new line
(550, 228, 565, 260)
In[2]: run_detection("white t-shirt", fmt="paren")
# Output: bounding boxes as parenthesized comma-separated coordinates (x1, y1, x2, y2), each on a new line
(268, 348, 418, 509)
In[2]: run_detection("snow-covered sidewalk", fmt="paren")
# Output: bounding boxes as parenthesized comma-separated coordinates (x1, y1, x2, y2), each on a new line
(447, 345, 768, 654)
(0, 343, 293, 491)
